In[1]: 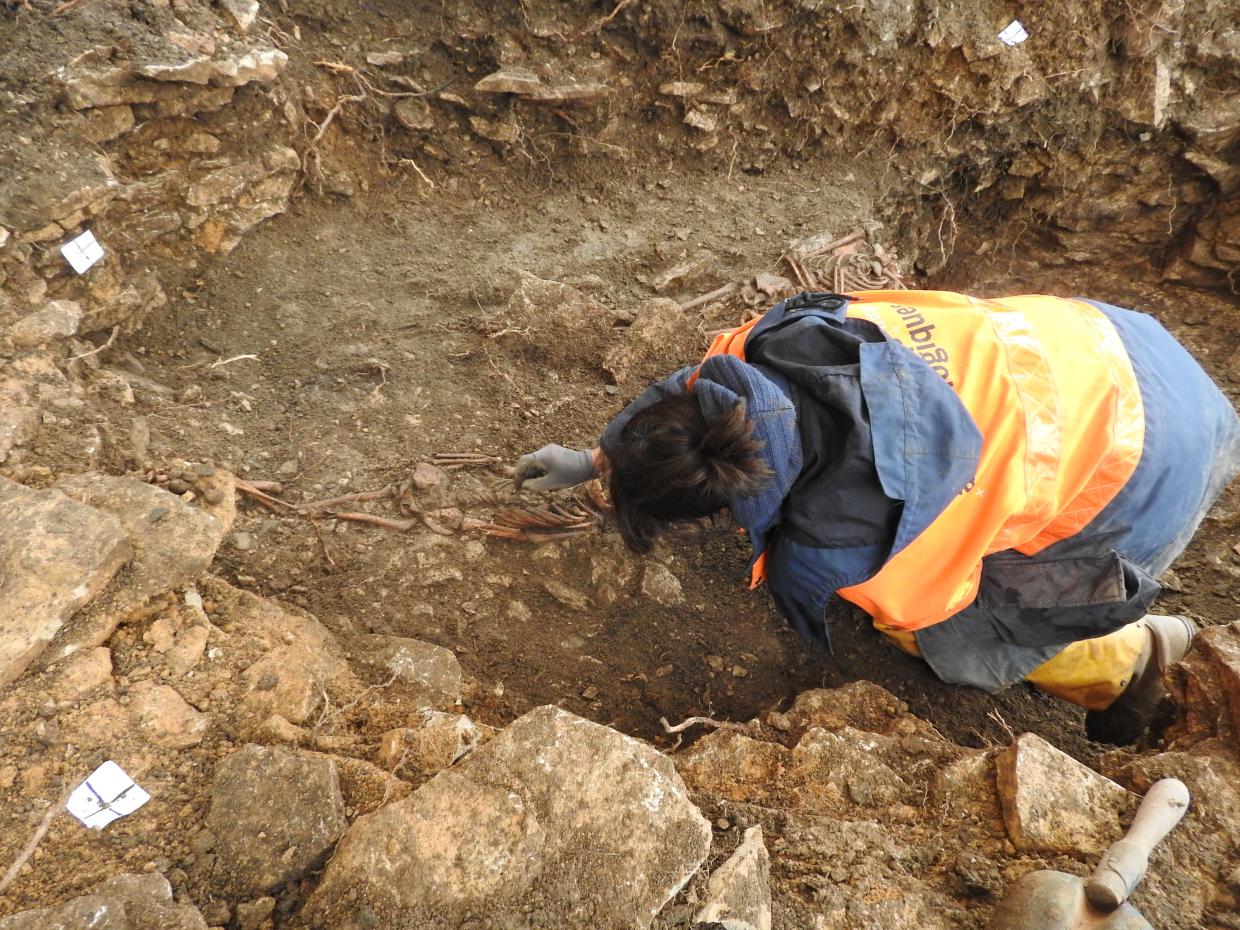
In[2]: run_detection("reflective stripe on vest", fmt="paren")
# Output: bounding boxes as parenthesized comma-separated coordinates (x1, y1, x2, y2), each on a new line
(700, 291, 1145, 629)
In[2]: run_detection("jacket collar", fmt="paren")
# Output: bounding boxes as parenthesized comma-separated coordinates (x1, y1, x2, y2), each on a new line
(693, 355, 801, 554)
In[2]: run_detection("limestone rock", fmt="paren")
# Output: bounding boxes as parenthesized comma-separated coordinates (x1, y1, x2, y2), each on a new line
(48, 646, 114, 700)
(129, 681, 209, 748)
(694, 825, 772, 930)
(307, 705, 711, 929)
(0, 873, 206, 930)
(56, 474, 229, 598)
(641, 561, 686, 606)
(0, 405, 39, 463)
(374, 713, 482, 778)
(0, 478, 130, 687)
(0, 148, 117, 232)
(676, 730, 791, 803)
(604, 297, 701, 390)
(1168, 620, 1240, 746)
(996, 733, 1128, 855)
(8, 300, 82, 349)
(652, 249, 715, 293)
(81, 104, 136, 143)
(350, 633, 462, 708)
(206, 744, 348, 896)
(220, 0, 260, 32)
(40, 474, 231, 666)
(788, 727, 910, 808)
(476, 66, 543, 95)
(775, 682, 914, 737)
(393, 98, 434, 130)
(492, 271, 628, 369)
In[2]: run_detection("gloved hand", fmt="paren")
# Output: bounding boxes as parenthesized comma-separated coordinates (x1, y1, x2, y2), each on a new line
(514, 444, 595, 491)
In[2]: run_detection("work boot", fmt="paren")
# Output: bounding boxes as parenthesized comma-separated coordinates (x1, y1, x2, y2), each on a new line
(1085, 614, 1198, 745)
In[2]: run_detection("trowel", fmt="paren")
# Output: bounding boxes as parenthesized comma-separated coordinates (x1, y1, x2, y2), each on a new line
(988, 778, 1190, 930)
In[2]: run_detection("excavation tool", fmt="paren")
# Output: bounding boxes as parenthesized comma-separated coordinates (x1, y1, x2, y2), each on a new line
(987, 778, 1190, 930)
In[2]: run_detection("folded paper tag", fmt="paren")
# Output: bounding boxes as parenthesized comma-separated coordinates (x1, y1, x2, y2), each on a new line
(998, 20, 1029, 46)
(66, 761, 150, 830)
(61, 229, 105, 274)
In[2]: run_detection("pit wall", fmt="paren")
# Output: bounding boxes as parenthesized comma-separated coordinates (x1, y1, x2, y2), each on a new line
(0, 0, 1236, 458)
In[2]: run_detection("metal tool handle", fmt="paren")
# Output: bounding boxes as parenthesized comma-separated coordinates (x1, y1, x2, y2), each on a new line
(1085, 778, 1190, 912)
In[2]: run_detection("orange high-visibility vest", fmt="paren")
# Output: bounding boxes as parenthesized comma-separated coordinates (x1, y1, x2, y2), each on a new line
(698, 291, 1145, 631)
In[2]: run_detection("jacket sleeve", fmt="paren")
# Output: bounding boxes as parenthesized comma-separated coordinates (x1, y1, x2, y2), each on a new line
(599, 366, 694, 459)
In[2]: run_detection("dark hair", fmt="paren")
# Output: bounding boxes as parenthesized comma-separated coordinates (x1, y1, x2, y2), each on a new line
(607, 390, 771, 553)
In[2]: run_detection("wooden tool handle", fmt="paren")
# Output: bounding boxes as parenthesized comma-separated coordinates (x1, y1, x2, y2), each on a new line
(1085, 778, 1190, 912)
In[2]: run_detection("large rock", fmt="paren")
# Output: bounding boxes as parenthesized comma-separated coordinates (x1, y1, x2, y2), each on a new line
(0, 873, 206, 930)
(7, 300, 82, 349)
(491, 271, 628, 370)
(307, 705, 711, 929)
(996, 733, 1128, 855)
(39, 474, 232, 667)
(206, 744, 348, 896)
(1168, 620, 1240, 747)
(604, 297, 702, 391)
(694, 825, 772, 930)
(0, 478, 131, 687)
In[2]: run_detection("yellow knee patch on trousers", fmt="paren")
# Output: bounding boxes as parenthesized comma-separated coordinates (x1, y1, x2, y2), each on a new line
(875, 619, 1148, 711)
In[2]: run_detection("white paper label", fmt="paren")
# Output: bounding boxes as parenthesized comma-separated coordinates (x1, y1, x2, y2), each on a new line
(998, 20, 1029, 46)
(66, 761, 150, 830)
(61, 229, 105, 274)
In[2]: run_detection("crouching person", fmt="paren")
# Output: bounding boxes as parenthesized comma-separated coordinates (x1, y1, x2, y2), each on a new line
(515, 290, 1240, 743)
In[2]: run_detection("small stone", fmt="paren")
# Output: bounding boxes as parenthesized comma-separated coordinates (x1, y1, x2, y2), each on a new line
(129, 682, 209, 748)
(475, 66, 543, 95)
(641, 563, 685, 606)
(659, 81, 704, 98)
(220, 0, 260, 32)
(202, 899, 231, 926)
(684, 109, 718, 132)
(651, 250, 715, 293)
(232, 531, 256, 551)
(7, 300, 82, 349)
(694, 824, 772, 930)
(393, 99, 434, 131)
(705, 655, 725, 672)
(49, 647, 114, 699)
(366, 50, 406, 67)
(731, 665, 749, 678)
(352, 634, 461, 708)
(277, 459, 299, 478)
(469, 115, 518, 144)
(581, 685, 599, 700)
(542, 579, 592, 612)
(996, 733, 1128, 855)
(236, 896, 276, 930)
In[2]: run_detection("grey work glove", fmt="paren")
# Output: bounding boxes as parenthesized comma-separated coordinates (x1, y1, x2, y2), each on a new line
(514, 444, 595, 491)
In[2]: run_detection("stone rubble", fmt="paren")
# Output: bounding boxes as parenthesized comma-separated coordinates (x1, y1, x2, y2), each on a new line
(0, 477, 131, 686)
(0, 873, 207, 930)
(306, 705, 712, 930)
